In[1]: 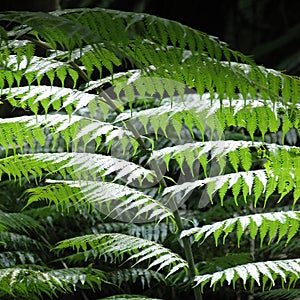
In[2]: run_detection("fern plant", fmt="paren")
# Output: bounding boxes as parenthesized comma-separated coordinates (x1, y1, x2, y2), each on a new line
(0, 7, 299, 300)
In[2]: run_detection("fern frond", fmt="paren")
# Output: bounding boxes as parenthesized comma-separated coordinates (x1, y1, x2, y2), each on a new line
(89, 222, 176, 243)
(0, 210, 44, 234)
(0, 114, 138, 154)
(0, 251, 41, 267)
(181, 211, 300, 247)
(163, 168, 298, 207)
(151, 140, 299, 175)
(24, 180, 173, 222)
(1, 86, 109, 116)
(1, 9, 298, 104)
(55, 233, 188, 277)
(0, 55, 70, 89)
(0, 267, 105, 299)
(116, 94, 298, 141)
(108, 268, 168, 289)
(255, 288, 300, 300)
(0, 153, 156, 184)
(194, 258, 300, 292)
(0, 232, 45, 252)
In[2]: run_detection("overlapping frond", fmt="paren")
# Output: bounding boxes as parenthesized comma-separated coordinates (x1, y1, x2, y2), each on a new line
(0, 9, 299, 105)
(55, 233, 188, 277)
(0, 6, 299, 300)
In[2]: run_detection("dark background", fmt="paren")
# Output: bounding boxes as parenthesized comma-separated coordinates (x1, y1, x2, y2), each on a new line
(1, 0, 300, 76)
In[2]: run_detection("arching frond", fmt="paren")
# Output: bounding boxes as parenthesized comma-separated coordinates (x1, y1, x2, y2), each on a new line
(194, 259, 300, 292)
(24, 180, 173, 222)
(181, 211, 300, 247)
(1, 9, 299, 105)
(55, 233, 188, 277)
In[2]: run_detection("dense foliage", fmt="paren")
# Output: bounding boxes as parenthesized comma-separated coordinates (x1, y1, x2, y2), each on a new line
(0, 7, 299, 300)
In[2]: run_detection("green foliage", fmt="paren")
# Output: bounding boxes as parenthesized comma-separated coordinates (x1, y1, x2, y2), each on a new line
(0, 6, 299, 300)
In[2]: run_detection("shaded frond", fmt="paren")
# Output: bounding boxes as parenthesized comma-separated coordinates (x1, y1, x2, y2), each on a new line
(0, 210, 44, 234)
(89, 222, 176, 243)
(0, 251, 41, 267)
(55, 233, 188, 277)
(181, 211, 300, 247)
(108, 268, 168, 289)
(255, 288, 300, 300)
(0, 232, 45, 252)
(0, 267, 105, 299)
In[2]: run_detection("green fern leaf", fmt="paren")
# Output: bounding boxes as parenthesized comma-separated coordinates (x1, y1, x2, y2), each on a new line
(194, 258, 300, 291)
(181, 211, 300, 247)
(55, 233, 188, 277)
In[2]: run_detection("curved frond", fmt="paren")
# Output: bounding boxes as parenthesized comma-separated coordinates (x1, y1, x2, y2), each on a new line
(55, 233, 188, 277)
(24, 180, 173, 222)
(181, 211, 300, 247)
(1, 9, 298, 105)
